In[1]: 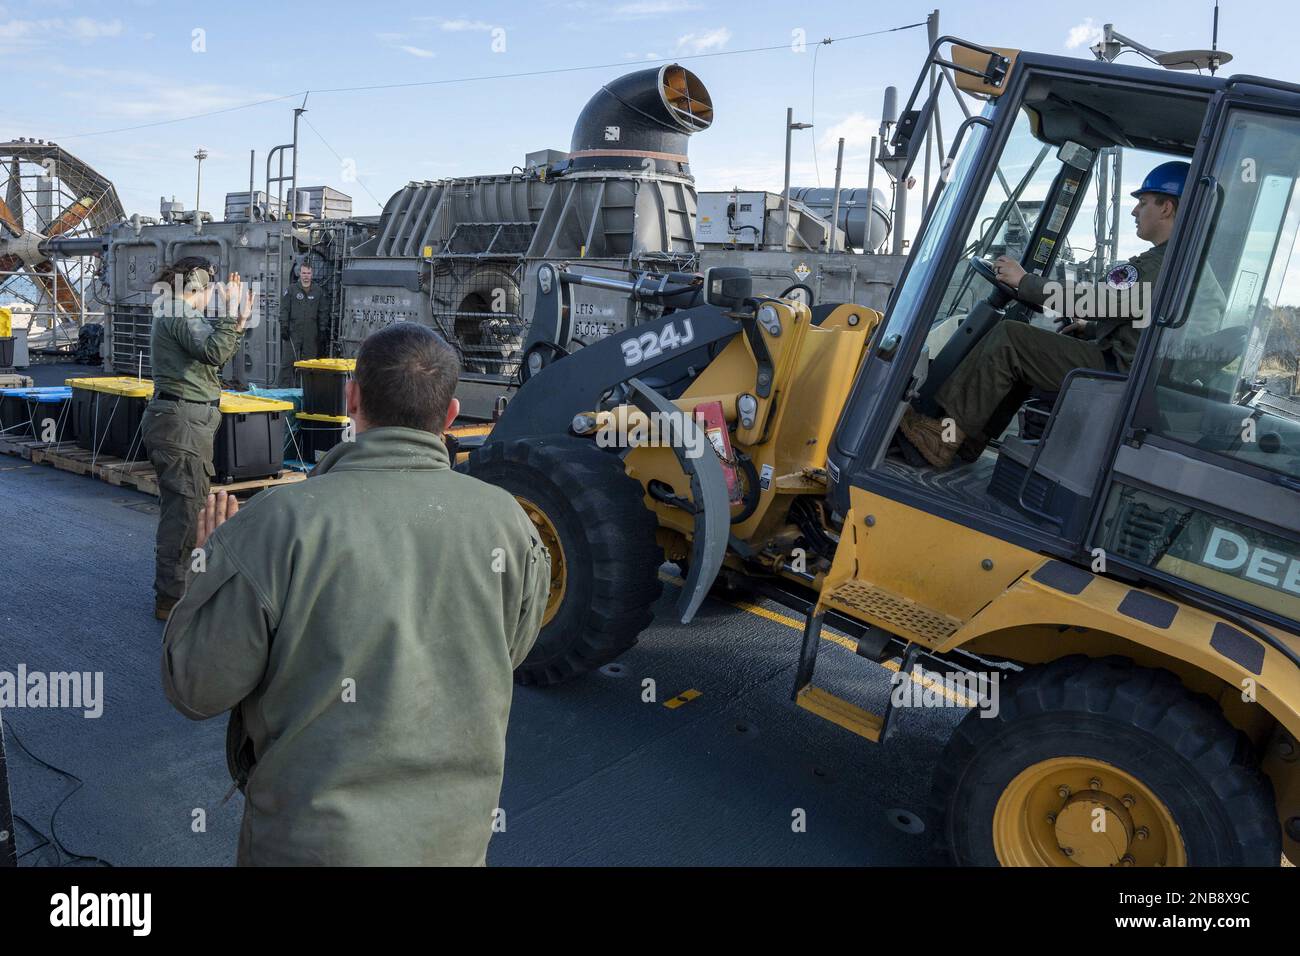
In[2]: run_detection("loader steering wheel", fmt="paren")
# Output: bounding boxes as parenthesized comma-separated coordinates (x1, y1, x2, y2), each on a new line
(969, 256, 1018, 304)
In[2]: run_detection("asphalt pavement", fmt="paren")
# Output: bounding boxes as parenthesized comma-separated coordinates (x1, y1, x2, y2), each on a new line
(1, 391, 965, 866)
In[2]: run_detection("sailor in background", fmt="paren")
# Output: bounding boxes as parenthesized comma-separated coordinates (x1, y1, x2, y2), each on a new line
(278, 261, 330, 384)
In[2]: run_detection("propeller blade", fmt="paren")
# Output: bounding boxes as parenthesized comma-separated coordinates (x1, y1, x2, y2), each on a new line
(0, 253, 20, 273)
(45, 196, 95, 238)
(4, 157, 22, 233)
(29, 260, 83, 317)
(0, 198, 19, 238)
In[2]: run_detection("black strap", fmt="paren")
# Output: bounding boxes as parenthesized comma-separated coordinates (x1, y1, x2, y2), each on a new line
(156, 391, 219, 406)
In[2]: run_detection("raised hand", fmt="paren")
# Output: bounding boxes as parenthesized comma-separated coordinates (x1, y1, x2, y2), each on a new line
(195, 490, 240, 549)
(227, 271, 254, 329)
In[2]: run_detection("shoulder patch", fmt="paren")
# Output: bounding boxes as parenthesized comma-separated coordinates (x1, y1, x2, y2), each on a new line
(1106, 262, 1140, 289)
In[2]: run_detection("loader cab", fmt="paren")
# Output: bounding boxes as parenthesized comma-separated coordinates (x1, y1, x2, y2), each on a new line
(827, 47, 1300, 633)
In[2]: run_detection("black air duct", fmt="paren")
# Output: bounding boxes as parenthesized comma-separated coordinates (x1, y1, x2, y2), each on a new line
(567, 64, 713, 177)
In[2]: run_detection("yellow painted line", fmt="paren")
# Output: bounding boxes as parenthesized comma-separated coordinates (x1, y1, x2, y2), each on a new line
(731, 599, 859, 653)
(657, 570, 974, 707)
(880, 658, 977, 707)
(664, 688, 702, 709)
(448, 423, 494, 437)
(658, 571, 855, 652)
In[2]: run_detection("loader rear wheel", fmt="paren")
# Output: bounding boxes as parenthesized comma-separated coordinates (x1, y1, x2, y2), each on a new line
(931, 655, 1280, 867)
(464, 437, 663, 686)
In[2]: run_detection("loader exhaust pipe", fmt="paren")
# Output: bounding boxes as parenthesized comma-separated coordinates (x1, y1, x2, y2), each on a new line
(567, 63, 713, 177)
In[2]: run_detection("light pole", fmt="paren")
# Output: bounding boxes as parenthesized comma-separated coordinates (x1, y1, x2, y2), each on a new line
(782, 108, 813, 252)
(194, 147, 208, 232)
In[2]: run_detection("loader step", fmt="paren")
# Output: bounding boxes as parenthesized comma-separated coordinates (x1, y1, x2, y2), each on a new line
(794, 685, 884, 742)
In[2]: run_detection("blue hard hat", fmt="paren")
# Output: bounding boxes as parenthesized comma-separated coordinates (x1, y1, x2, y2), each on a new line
(1131, 161, 1191, 199)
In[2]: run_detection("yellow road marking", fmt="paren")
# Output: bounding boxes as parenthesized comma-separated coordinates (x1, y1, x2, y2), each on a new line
(658, 571, 974, 707)
(730, 599, 859, 653)
(664, 688, 701, 709)
(880, 658, 977, 707)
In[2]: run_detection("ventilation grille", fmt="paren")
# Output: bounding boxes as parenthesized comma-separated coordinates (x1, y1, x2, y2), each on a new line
(1112, 498, 1187, 566)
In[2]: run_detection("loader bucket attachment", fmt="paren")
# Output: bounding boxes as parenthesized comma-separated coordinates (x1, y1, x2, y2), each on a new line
(626, 377, 729, 623)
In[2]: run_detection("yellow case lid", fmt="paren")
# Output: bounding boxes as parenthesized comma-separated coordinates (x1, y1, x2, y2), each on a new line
(220, 391, 295, 413)
(66, 376, 154, 398)
(293, 358, 356, 372)
(295, 411, 352, 423)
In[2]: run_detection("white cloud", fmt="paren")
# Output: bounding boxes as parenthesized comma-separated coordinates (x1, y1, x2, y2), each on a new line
(0, 17, 121, 49)
(818, 112, 881, 153)
(564, 0, 699, 19)
(84, 85, 274, 120)
(45, 66, 282, 122)
(438, 19, 495, 32)
(1065, 18, 1104, 50)
(675, 27, 729, 55)
(614, 1, 699, 16)
(67, 17, 122, 39)
(399, 45, 435, 58)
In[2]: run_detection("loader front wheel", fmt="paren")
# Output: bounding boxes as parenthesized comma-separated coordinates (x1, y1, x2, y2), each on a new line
(464, 437, 663, 686)
(931, 655, 1280, 866)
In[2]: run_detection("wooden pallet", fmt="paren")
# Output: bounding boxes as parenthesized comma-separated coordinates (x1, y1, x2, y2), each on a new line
(0, 436, 78, 461)
(11, 440, 305, 498)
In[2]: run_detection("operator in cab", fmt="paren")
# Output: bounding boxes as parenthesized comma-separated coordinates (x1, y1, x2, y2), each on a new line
(898, 161, 1191, 470)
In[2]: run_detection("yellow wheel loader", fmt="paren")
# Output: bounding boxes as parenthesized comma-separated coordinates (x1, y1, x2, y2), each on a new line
(461, 40, 1300, 866)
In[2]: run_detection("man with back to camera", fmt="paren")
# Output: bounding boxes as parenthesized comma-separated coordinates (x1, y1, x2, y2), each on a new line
(160, 322, 551, 865)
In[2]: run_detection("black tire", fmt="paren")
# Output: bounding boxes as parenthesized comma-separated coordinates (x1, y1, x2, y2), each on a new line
(930, 655, 1280, 866)
(463, 436, 663, 686)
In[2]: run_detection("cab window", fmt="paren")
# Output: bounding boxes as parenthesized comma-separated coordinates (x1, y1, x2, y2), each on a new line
(1141, 109, 1300, 480)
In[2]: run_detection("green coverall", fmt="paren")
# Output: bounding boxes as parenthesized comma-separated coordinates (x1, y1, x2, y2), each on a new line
(161, 427, 551, 865)
(935, 242, 1167, 444)
(278, 279, 330, 381)
(142, 303, 242, 605)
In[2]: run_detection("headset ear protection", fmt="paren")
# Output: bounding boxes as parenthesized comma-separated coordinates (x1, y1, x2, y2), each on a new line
(186, 266, 211, 290)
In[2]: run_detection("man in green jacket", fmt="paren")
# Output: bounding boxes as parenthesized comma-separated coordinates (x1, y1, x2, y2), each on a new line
(144, 257, 251, 619)
(899, 161, 1188, 470)
(160, 323, 551, 866)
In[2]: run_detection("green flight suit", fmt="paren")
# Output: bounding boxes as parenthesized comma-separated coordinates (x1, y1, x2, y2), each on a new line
(279, 280, 330, 379)
(143, 302, 242, 604)
(936, 242, 1167, 443)
(160, 426, 551, 866)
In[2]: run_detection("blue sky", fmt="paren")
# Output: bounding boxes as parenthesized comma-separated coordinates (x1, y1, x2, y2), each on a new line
(2, 0, 1293, 243)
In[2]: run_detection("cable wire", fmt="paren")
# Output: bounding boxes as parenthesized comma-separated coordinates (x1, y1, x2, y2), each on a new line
(810, 38, 830, 187)
(1, 716, 113, 867)
(300, 116, 384, 208)
(53, 21, 928, 141)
